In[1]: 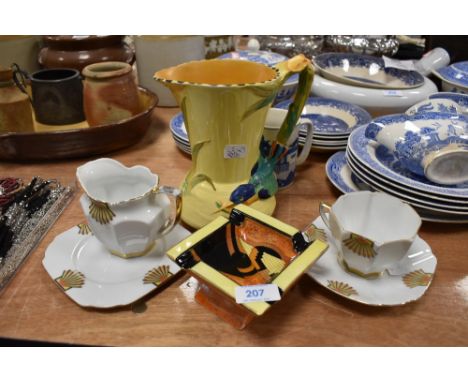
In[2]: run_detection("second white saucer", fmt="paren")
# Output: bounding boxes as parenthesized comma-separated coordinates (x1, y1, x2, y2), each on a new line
(307, 217, 437, 306)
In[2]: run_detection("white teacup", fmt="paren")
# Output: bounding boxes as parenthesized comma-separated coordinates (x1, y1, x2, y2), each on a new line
(263, 108, 314, 188)
(76, 158, 181, 259)
(319, 191, 421, 278)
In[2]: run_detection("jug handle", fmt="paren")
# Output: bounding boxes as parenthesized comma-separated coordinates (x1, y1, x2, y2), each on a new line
(295, 118, 314, 165)
(319, 201, 332, 229)
(11, 63, 33, 104)
(273, 54, 314, 146)
(152, 185, 182, 236)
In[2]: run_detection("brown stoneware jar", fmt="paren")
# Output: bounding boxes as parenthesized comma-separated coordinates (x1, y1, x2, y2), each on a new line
(38, 35, 134, 72)
(82, 61, 142, 126)
(0, 67, 34, 133)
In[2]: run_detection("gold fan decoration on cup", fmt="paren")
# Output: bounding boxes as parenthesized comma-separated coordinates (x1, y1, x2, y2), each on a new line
(143, 265, 173, 286)
(77, 223, 92, 235)
(327, 280, 358, 297)
(343, 233, 376, 258)
(89, 200, 115, 225)
(402, 269, 433, 288)
(55, 270, 85, 291)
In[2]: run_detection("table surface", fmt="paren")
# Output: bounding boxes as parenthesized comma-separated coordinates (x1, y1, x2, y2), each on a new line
(0, 107, 467, 346)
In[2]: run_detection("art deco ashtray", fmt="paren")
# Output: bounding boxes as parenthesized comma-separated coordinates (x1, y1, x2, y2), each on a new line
(166, 204, 328, 329)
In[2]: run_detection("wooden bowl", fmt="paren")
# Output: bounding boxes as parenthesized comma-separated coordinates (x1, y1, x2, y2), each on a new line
(0, 87, 158, 161)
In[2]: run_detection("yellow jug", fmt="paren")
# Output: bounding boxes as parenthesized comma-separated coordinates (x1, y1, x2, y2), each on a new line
(154, 55, 313, 228)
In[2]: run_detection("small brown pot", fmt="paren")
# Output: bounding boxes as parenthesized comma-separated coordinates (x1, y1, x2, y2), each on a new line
(0, 66, 34, 133)
(82, 62, 141, 127)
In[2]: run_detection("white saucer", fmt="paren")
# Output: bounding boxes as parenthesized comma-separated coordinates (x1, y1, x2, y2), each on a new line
(43, 224, 191, 308)
(307, 217, 437, 306)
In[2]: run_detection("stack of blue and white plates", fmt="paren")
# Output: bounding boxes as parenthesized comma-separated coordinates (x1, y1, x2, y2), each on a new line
(325, 129, 468, 223)
(169, 96, 371, 155)
(276, 97, 372, 152)
(169, 113, 191, 155)
(326, 92, 468, 223)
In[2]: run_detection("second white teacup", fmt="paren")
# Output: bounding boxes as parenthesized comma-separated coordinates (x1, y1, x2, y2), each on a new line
(319, 191, 421, 278)
(263, 108, 314, 188)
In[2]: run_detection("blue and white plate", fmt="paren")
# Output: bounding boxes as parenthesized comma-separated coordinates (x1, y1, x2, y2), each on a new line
(311, 141, 347, 147)
(452, 61, 468, 74)
(276, 97, 372, 136)
(325, 151, 468, 222)
(428, 92, 468, 114)
(348, 165, 468, 224)
(326, 151, 371, 193)
(346, 152, 468, 213)
(174, 141, 191, 155)
(314, 53, 425, 90)
(219, 50, 287, 66)
(346, 146, 468, 206)
(434, 64, 468, 89)
(405, 99, 461, 116)
(347, 125, 468, 199)
(170, 113, 188, 142)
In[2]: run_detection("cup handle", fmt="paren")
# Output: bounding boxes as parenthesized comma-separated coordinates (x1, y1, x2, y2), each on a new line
(152, 185, 182, 237)
(296, 119, 314, 165)
(319, 201, 332, 229)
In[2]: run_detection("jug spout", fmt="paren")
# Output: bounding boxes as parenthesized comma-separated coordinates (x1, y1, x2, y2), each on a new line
(76, 158, 158, 204)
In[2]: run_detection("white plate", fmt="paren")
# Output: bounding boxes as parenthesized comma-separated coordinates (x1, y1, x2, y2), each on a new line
(307, 217, 437, 306)
(43, 224, 191, 308)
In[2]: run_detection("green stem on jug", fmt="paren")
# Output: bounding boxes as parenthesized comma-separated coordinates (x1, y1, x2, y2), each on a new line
(273, 55, 314, 145)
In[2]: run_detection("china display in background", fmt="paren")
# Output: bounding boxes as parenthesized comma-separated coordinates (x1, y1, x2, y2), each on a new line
(204, 35, 235, 59)
(254, 35, 400, 59)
